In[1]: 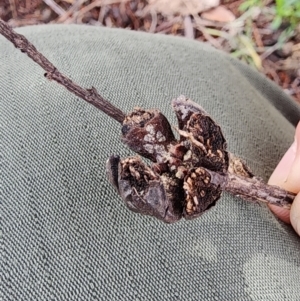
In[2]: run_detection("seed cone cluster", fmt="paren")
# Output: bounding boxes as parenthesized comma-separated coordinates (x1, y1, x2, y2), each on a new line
(106, 96, 289, 223)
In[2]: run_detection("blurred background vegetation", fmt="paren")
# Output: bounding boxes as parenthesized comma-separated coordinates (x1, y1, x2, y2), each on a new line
(1, 0, 299, 103)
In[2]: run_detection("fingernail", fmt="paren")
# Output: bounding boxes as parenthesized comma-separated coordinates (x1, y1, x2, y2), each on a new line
(295, 121, 300, 153)
(293, 219, 300, 236)
(286, 134, 300, 193)
(268, 140, 297, 188)
(296, 134, 300, 154)
(291, 194, 300, 236)
(290, 139, 297, 155)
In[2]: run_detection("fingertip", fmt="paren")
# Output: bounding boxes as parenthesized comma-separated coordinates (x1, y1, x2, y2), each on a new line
(290, 193, 300, 236)
(268, 204, 291, 224)
(267, 122, 300, 227)
(268, 121, 300, 193)
(268, 141, 297, 189)
(296, 121, 300, 141)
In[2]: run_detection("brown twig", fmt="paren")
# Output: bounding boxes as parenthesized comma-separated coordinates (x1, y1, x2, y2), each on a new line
(252, 22, 264, 49)
(148, 10, 157, 33)
(0, 19, 125, 123)
(7, 19, 42, 28)
(208, 169, 295, 209)
(43, 0, 66, 16)
(155, 16, 182, 33)
(55, 0, 88, 24)
(184, 16, 194, 39)
(8, 0, 18, 20)
(75, 0, 129, 23)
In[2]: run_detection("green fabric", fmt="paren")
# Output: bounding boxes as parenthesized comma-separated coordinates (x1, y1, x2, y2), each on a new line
(1, 24, 300, 300)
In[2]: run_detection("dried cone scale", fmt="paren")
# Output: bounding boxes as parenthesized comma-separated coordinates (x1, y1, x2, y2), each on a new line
(106, 96, 296, 223)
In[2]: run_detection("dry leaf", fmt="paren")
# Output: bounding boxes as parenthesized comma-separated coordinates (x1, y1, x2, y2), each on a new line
(201, 5, 236, 23)
(148, 0, 219, 16)
(278, 43, 300, 74)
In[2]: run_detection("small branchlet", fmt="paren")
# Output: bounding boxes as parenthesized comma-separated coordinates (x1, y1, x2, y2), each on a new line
(0, 20, 295, 224)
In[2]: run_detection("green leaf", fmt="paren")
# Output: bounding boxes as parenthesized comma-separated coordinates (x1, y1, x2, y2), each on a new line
(239, 2, 252, 12)
(271, 16, 282, 30)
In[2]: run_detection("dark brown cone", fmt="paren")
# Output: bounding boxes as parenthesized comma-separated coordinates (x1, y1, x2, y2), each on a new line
(172, 96, 229, 173)
(183, 167, 222, 219)
(184, 112, 228, 172)
(106, 155, 183, 223)
(121, 108, 176, 163)
(106, 96, 296, 224)
(172, 95, 207, 130)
